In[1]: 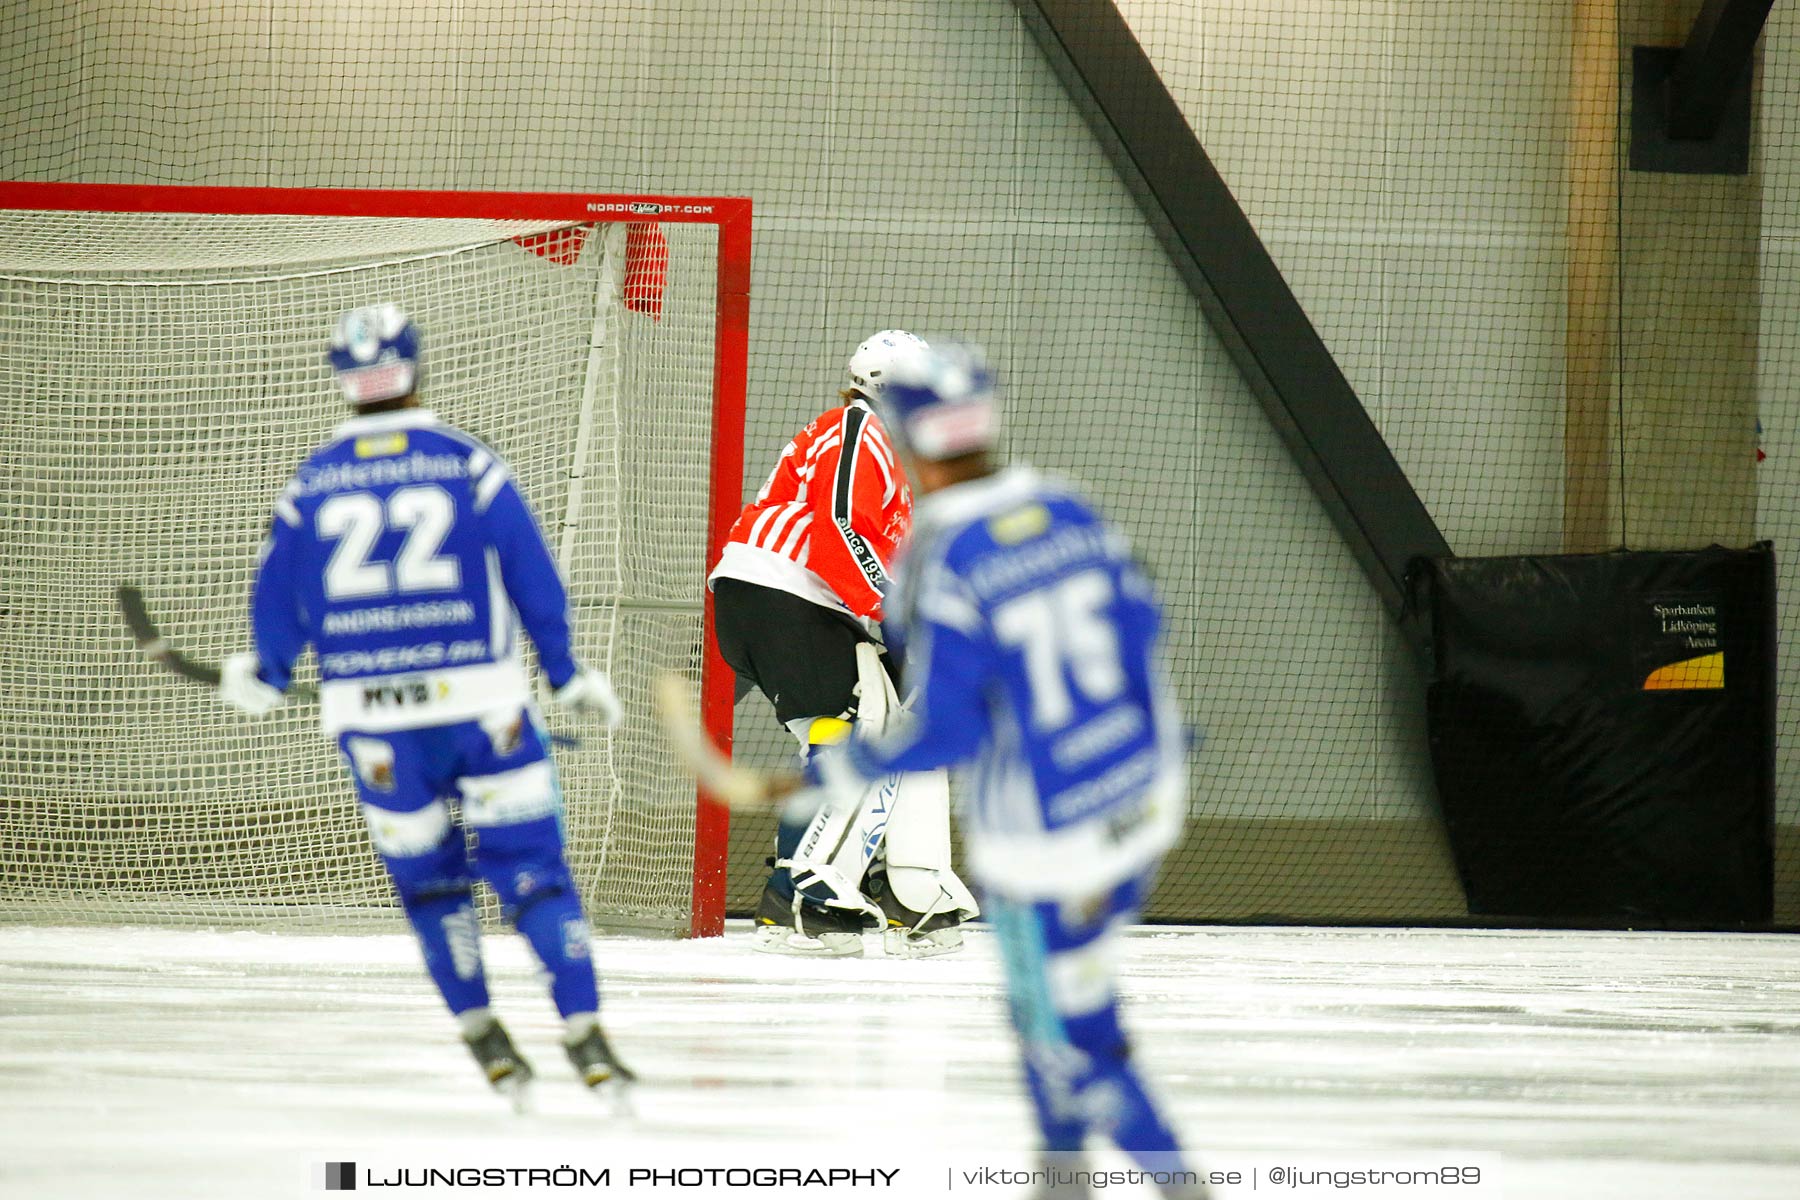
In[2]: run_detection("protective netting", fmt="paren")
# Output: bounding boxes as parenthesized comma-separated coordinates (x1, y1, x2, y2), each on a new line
(2, 0, 1797, 926)
(0, 212, 719, 931)
(1747, 4, 1800, 922)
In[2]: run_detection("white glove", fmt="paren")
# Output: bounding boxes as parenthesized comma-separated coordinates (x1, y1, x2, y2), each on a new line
(219, 652, 285, 716)
(552, 667, 623, 728)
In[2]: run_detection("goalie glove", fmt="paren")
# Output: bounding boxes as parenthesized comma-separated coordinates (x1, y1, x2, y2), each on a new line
(218, 652, 285, 716)
(553, 667, 623, 728)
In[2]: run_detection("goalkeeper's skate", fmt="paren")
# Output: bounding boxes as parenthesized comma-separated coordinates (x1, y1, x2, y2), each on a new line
(866, 868, 967, 959)
(462, 1017, 534, 1113)
(751, 880, 868, 958)
(563, 1021, 637, 1094)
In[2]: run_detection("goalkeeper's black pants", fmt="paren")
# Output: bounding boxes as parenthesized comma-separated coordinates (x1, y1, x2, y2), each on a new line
(711, 577, 883, 729)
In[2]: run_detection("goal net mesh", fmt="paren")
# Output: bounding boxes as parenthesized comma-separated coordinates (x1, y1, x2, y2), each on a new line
(0, 209, 720, 931)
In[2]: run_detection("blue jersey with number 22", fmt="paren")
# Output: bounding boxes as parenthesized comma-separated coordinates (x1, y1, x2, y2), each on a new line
(251, 408, 577, 737)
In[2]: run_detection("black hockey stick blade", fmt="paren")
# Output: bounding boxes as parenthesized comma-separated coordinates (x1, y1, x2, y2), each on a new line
(116, 582, 580, 748)
(117, 583, 223, 686)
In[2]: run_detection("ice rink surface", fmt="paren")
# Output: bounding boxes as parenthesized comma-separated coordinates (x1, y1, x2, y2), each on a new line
(1, 922, 1797, 1199)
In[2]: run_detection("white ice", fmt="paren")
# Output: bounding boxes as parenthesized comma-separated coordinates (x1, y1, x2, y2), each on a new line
(1, 923, 1797, 1199)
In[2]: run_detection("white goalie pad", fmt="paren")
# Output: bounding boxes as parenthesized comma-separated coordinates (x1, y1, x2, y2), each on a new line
(772, 643, 905, 918)
(850, 642, 978, 928)
(853, 641, 897, 732)
(783, 640, 975, 937)
(882, 768, 979, 925)
(785, 770, 900, 921)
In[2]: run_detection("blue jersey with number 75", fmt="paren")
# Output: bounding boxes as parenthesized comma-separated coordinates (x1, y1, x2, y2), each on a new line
(837, 465, 1187, 901)
(250, 408, 578, 736)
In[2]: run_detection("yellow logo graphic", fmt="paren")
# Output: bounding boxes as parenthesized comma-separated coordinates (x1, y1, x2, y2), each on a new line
(1643, 652, 1724, 691)
(988, 503, 1050, 545)
(354, 433, 408, 458)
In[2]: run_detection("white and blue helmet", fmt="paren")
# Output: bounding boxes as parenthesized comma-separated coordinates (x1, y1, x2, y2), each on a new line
(876, 340, 999, 461)
(844, 329, 928, 401)
(327, 303, 420, 406)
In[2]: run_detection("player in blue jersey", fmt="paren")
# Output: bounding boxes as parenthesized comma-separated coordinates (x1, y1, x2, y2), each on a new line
(217, 304, 633, 1106)
(813, 343, 1202, 1197)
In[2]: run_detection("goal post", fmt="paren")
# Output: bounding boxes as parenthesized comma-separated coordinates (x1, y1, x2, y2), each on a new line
(0, 182, 748, 938)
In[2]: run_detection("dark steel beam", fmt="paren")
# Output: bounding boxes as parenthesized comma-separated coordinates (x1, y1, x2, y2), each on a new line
(1668, 0, 1776, 141)
(1014, 0, 1451, 642)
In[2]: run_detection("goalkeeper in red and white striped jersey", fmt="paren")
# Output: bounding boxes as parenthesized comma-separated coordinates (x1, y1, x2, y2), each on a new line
(708, 330, 979, 958)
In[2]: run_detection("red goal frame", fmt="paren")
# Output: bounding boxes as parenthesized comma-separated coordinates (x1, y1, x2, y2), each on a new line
(0, 181, 747, 937)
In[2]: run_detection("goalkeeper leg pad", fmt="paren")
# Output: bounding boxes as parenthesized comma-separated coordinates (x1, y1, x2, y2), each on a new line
(764, 640, 893, 908)
(751, 645, 900, 958)
(757, 733, 910, 957)
(876, 768, 979, 958)
(753, 816, 872, 957)
(852, 642, 898, 731)
(767, 769, 896, 930)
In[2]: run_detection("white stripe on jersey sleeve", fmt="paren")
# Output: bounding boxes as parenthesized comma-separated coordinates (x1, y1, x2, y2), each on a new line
(757, 501, 807, 552)
(775, 512, 813, 559)
(864, 423, 896, 468)
(862, 432, 897, 504)
(754, 460, 783, 504)
(798, 433, 842, 482)
(746, 503, 784, 548)
(806, 430, 842, 464)
(274, 480, 303, 527)
(473, 463, 510, 513)
(485, 546, 511, 658)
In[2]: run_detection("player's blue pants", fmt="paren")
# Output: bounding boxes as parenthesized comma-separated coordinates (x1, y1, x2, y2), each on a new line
(337, 709, 599, 1021)
(987, 870, 1186, 1171)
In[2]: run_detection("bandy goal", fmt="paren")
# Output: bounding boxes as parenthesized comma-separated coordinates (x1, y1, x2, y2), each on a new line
(0, 182, 748, 937)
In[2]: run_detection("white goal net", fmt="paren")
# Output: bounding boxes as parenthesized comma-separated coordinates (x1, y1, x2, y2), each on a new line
(0, 194, 737, 934)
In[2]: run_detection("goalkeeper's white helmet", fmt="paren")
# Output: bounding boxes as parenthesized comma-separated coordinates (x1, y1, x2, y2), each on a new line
(844, 329, 928, 402)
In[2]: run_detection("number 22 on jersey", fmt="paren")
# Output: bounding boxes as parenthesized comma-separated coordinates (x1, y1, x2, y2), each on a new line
(317, 484, 461, 600)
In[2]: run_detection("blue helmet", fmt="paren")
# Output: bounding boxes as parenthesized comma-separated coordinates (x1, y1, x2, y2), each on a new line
(877, 340, 999, 460)
(327, 303, 420, 405)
